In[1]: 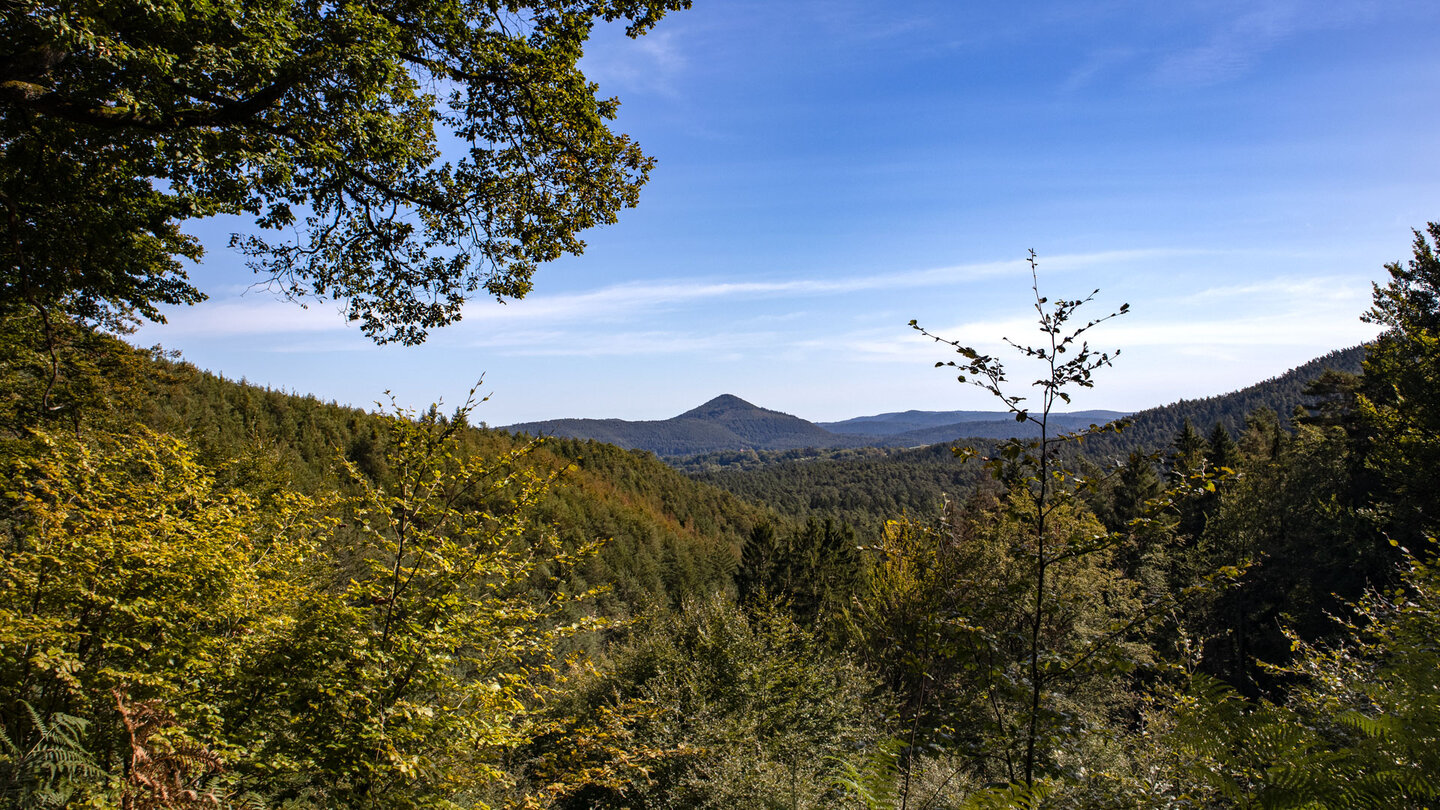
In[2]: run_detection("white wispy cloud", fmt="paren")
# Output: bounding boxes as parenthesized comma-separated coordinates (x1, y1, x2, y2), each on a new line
(1148, 0, 1391, 88)
(459, 247, 1190, 322)
(1177, 275, 1371, 307)
(844, 306, 1379, 366)
(142, 296, 352, 338)
(142, 248, 1189, 341)
(462, 329, 782, 358)
(1149, 0, 1301, 87)
(841, 269, 1379, 366)
(1102, 314, 1378, 348)
(580, 26, 688, 98)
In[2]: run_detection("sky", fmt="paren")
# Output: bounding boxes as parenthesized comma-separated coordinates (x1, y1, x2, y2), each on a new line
(132, 0, 1440, 426)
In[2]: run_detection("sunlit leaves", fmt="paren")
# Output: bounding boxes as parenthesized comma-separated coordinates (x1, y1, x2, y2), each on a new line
(0, 427, 327, 804)
(3, 0, 691, 342)
(0, 389, 604, 805)
(1355, 222, 1440, 545)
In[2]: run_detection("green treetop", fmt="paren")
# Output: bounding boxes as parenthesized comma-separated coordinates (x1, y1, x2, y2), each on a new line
(2, 0, 688, 342)
(1358, 222, 1440, 544)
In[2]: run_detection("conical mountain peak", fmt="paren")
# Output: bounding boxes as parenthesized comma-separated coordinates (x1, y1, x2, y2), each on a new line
(678, 394, 763, 420)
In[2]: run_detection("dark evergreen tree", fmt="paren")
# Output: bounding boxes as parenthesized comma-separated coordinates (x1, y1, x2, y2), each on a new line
(737, 518, 862, 625)
(1170, 419, 1207, 474)
(1170, 420, 1211, 539)
(1206, 422, 1240, 472)
(1112, 451, 1164, 530)
(1357, 222, 1440, 547)
(737, 522, 783, 604)
(1237, 407, 1285, 462)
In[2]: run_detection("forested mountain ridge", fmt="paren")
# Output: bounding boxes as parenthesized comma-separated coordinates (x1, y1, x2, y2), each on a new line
(504, 394, 849, 455)
(874, 412, 1126, 446)
(1077, 344, 1367, 460)
(821, 409, 1019, 434)
(820, 408, 1126, 437)
(695, 344, 1371, 530)
(506, 394, 1131, 455)
(507, 347, 1365, 460)
(126, 357, 774, 611)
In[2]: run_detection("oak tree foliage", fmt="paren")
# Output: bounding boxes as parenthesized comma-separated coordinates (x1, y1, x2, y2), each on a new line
(2, 0, 688, 342)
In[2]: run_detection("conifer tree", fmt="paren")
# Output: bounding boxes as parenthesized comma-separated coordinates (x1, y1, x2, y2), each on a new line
(1357, 222, 1440, 545)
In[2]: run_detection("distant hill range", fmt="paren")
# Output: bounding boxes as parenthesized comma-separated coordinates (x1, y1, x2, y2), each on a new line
(503, 344, 1369, 458)
(1079, 344, 1367, 459)
(820, 409, 1127, 445)
(503, 395, 1127, 457)
(692, 345, 1372, 527)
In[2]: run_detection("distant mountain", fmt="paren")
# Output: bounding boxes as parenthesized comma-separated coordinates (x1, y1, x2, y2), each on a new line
(820, 410, 1013, 435)
(504, 396, 1133, 456)
(695, 345, 1373, 527)
(507, 345, 1366, 460)
(829, 411, 1131, 449)
(504, 395, 845, 456)
(510, 339, 1367, 462)
(1080, 345, 1368, 459)
(820, 409, 1126, 437)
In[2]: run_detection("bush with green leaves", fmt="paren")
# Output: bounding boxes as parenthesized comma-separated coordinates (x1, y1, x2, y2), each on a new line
(1117, 545, 1440, 809)
(0, 393, 602, 807)
(520, 596, 887, 810)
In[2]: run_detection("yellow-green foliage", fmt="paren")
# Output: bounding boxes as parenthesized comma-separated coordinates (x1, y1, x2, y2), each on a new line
(0, 427, 326, 804)
(0, 429, 321, 734)
(0, 399, 603, 807)
(520, 596, 885, 810)
(849, 494, 1144, 789)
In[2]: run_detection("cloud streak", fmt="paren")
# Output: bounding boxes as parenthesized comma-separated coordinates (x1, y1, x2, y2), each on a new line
(1148, 0, 1391, 88)
(143, 296, 353, 338)
(845, 305, 1380, 365)
(140, 248, 1197, 340)
(138, 250, 1370, 376)
(1177, 275, 1371, 308)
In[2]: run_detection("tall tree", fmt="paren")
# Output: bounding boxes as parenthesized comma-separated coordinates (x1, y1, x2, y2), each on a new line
(910, 252, 1140, 787)
(1170, 420, 1207, 477)
(1357, 221, 1440, 545)
(1206, 422, 1239, 473)
(2, 0, 688, 342)
(737, 517, 861, 625)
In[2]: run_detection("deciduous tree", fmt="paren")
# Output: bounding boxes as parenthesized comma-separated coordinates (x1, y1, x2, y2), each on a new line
(910, 253, 1136, 787)
(2, 0, 688, 342)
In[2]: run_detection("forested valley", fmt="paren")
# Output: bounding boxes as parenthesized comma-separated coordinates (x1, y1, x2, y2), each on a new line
(4, 1, 1439, 805)
(3, 225, 1438, 808)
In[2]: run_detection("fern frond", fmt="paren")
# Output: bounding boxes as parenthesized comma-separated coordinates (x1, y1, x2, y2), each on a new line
(1335, 710, 1402, 741)
(958, 779, 1055, 810)
(0, 701, 103, 808)
(831, 739, 905, 810)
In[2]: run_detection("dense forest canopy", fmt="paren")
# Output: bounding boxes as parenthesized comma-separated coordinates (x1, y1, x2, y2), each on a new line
(1, 0, 688, 342)
(2, 225, 1438, 807)
(3, 3, 1440, 806)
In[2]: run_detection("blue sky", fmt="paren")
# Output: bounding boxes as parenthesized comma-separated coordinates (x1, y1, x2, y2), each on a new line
(134, 0, 1440, 425)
